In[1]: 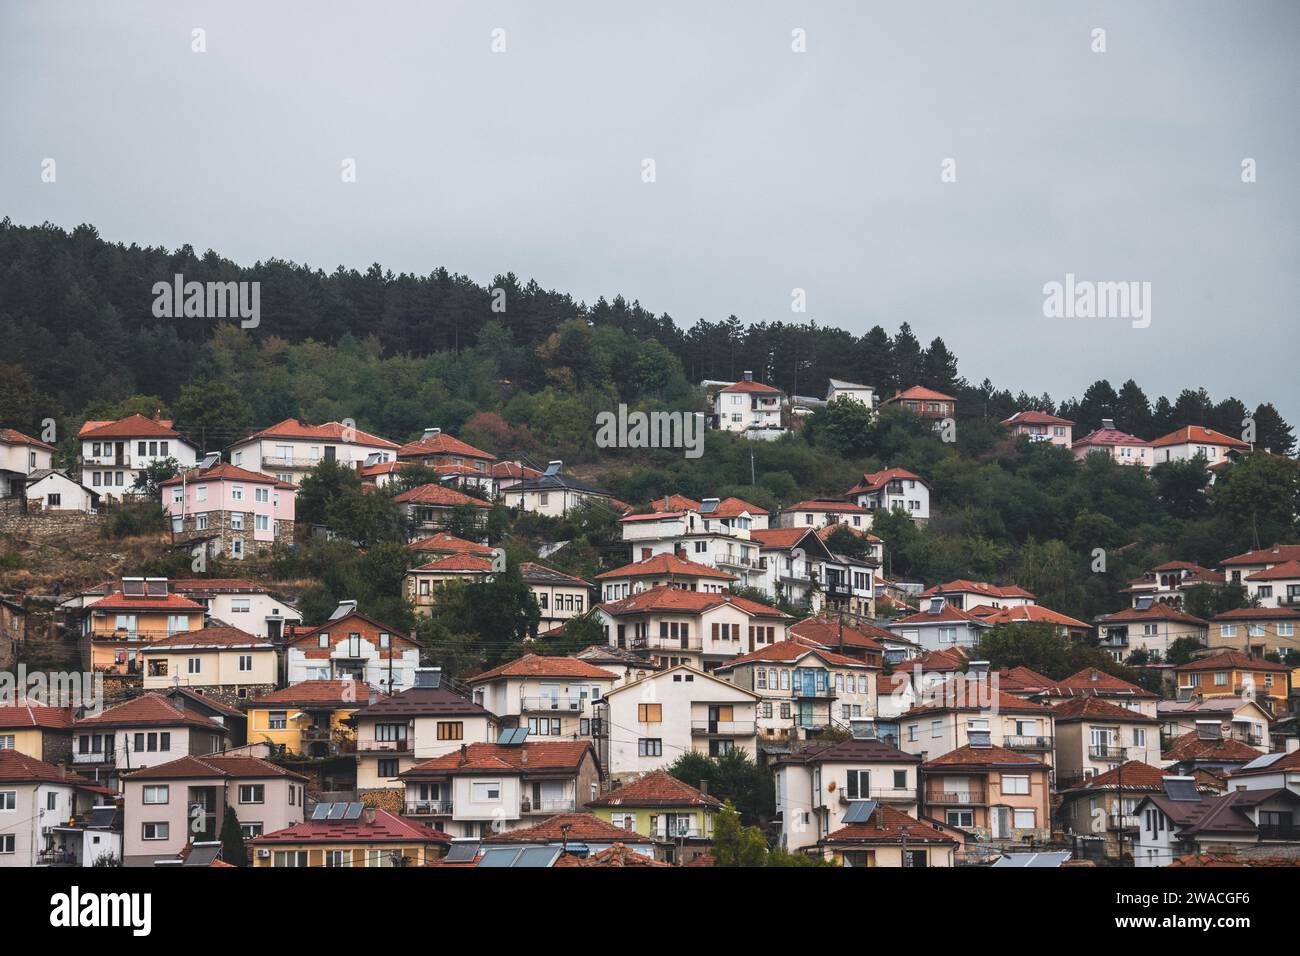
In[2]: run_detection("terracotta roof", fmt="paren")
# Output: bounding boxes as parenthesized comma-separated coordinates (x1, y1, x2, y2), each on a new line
(904, 680, 1051, 717)
(1098, 605, 1209, 626)
(396, 432, 496, 461)
(771, 737, 919, 767)
(141, 625, 271, 651)
(595, 553, 736, 582)
(1213, 606, 1300, 621)
(1065, 761, 1169, 792)
(887, 386, 956, 403)
(714, 639, 867, 672)
(1002, 410, 1074, 427)
(518, 562, 592, 588)
(921, 744, 1048, 769)
(1244, 560, 1300, 582)
(241, 418, 398, 448)
(0, 749, 99, 786)
(890, 603, 992, 627)
(996, 665, 1056, 694)
(401, 741, 595, 777)
(86, 591, 205, 613)
(719, 379, 782, 394)
(491, 461, 542, 480)
(1163, 732, 1262, 763)
(481, 812, 653, 844)
(782, 499, 868, 514)
(1072, 427, 1151, 448)
(1051, 696, 1160, 724)
(467, 654, 616, 683)
(351, 685, 493, 720)
(288, 610, 418, 648)
(393, 483, 491, 507)
(597, 585, 788, 619)
(646, 493, 702, 511)
(78, 414, 181, 439)
(904, 647, 969, 673)
(551, 843, 669, 867)
(750, 527, 821, 550)
(816, 524, 882, 547)
(824, 804, 957, 845)
(411, 553, 495, 573)
(919, 580, 1036, 601)
(710, 496, 768, 518)
(124, 754, 308, 781)
(251, 808, 451, 845)
(846, 467, 929, 495)
(0, 427, 55, 451)
(1174, 650, 1291, 673)
(979, 604, 1090, 629)
(1168, 853, 1300, 868)
(1230, 748, 1300, 777)
(789, 615, 888, 651)
(248, 680, 374, 708)
(73, 693, 227, 731)
(1043, 668, 1158, 700)
(406, 533, 494, 556)
(586, 770, 722, 809)
(1220, 544, 1300, 567)
(159, 463, 295, 489)
(0, 702, 75, 730)
(1151, 426, 1250, 450)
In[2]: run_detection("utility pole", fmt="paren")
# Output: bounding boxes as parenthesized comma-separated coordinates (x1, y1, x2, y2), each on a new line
(900, 826, 910, 867)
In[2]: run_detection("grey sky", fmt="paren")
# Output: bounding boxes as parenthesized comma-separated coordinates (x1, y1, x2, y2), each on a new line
(3, 1, 1297, 422)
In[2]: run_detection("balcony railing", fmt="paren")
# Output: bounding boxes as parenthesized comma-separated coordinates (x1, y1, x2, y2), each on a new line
(356, 737, 410, 753)
(1088, 745, 1128, 760)
(91, 629, 185, 644)
(924, 786, 987, 806)
(72, 750, 114, 765)
(653, 825, 704, 840)
(793, 687, 837, 700)
(520, 696, 586, 714)
(840, 789, 915, 805)
(260, 456, 325, 468)
(1259, 825, 1300, 840)
(691, 720, 757, 736)
(522, 798, 576, 814)
(632, 636, 703, 651)
(1108, 813, 1141, 830)
(1278, 594, 1300, 607)
(716, 554, 754, 568)
(404, 800, 453, 815)
(1005, 734, 1054, 751)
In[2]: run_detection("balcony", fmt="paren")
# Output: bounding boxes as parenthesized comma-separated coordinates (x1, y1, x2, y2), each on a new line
(715, 554, 753, 569)
(1278, 594, 1300, 607)
(792, 686, 837, 700)
(632, 635, 703, 652)
(1005, 734, 1054, 751)
(520, 696, 586, 714)
(924, 785, 987, 806)
(1088, 745, 1128, 761)
(404, 800, 453, 816)
(356, 737, 410, 753)
(260, 455, 325, 468)
(72, 750, 114, 765)
(840, 789, 915, 805)
(653, 825, 704, 840)
(691, 720, 757, 737)
(1259, 825, 1300, 840)
(1108, 813, 1141, 830)
(521, 798, 577, 814)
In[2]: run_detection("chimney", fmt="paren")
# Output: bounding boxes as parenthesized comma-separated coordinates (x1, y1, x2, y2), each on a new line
(458, 743, 468, 766)
(362, 806, 376, 825)
(368, 686, 378, 705)
(520, 749, 528, 766)
(676, 546, 688, 560)
(423, 427, 441, 440)
(742, 370, 753, 382)
(1101, 418, 1116, 431)
(698, 779, 709, 796)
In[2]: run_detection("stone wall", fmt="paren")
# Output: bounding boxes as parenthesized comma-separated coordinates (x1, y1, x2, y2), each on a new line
(0, 506, 101, 539)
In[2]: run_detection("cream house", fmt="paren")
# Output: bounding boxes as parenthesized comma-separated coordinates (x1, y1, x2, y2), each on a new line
(0, 428, 54, 499)
(227, 418, 398, 486)
(466, 655, 618, 741)
(1051, 696, 1162, 788)
(140, 626, 277, 704)
(519, 563, 593, 632)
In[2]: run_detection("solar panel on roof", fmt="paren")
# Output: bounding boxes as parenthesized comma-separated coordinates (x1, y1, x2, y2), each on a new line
(310, 803, 331, 820)
(1240, 752, 1285, 771)
(700, 498, 718, 514)
(444, 841, 480, 863)
(476, 847, 522, 867)
(88, 806, 118, 828)
(841, 800, 877, 824)
(516, 846, 563, 868)
(344, 802, 364, 820)
(1163, 778, 1200, 802)
(327, 802, 349, 820)
(499, 727, 528, 745)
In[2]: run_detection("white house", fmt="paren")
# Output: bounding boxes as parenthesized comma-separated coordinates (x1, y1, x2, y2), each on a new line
(595, 552, 737, 603)
(499, 461, 619, 517)
(1242, 559, 1300, 609)
(0, 428, 54, 500)
(170, 579, 302, 641)
(228, 418, 399, 486)
(887, 597, 993, 653)
(824, 379, 876, 410)
(70, 693, 230, 789)
(713, 372, 784, 436)
(1150, 425, 1250, 467)
(285, 604, 421, 693)
(845, 468, 931, 524)
(78, 414, 199, 499)
(23, 470, 99, 512)
(0, 751, 120, 868)
(773, 499, 872, 532)
(1002, 410, 1074, 448)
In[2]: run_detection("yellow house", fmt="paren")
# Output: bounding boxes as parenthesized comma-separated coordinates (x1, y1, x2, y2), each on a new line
(246, 680, 375, 758)
(586, 769, 721, 864)
(140, 626, 278, 702)
(0, 703, 74, 762)
(84, 581, 205, 675)
(250, 806, 450, 867)
(1174, 651, 1291, 714)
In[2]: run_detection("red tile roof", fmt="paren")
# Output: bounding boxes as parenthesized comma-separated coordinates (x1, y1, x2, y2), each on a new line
(1168, 853, 1300, 868)
(411, 553, 495, 573)
(1174, 650, 1291, 673)
(586, 770, 721, 809)
(551, 843, 669, 866)
(1244, 560, 1300, 582)
(251, 808, 451, 845)
(248, 680, 374, 708)
(977, 604, 1090, 630)
(904, 680, 1051, 717)
(406, 533, 494, 556)
(890, 603, 991, 627)
(789, 615, 888, 651)
(1151, 426, 1250, 450)
(1002, 410, 1074, 427)
(782, 499, 868, 514)
(710, 496, 768, 518)
(86, 591, 206, 613)
(0, 749, 99, 786)
(242, 418, 399, 448)
(719, 379, 782, 394)
(124, 754, 308, 781)
(816, 524, 882, 545)
(393, 483, 491, 507)
(396, 432, 496, 461)
(467, 654, 617, 683)
(919, 580, 1036, 601)
(749, 527, 820, 550)
(73, 693, 227, 731)
(1044, 668, 1159, 700)
(846, 467, 928, 495)
(288, 610, 418, 648)
(921, 744, 1048, 769)
(1230, 748, 1300, 777)
(160, 463, 294, 489)
(646, 493, 702, 511)
(1213, 606, 1300, 621)
(491, 461, 542, 480)
(1065, 761, 1168, 791)
(1098, 605, 1209, 626)
(595, 553, 736, 581)
(141, 625, 271, 650)
(1051, 696, 1160, 724)
(0, 427, 55, 451)
(480, 812, 653, 844)
(887, 386, 956, 403)
(714, 639, 867, 671)
(597, 585, 788, 619)
(1163, 732, 1262, 763)
(1220, 544, 1300, 567)
(823, 804, 957, 846)
(78, 414, 181, 439)
(0, 702, 75, 730)
(1073, 427, 1151, 448)
(995, 665, 1055, 694)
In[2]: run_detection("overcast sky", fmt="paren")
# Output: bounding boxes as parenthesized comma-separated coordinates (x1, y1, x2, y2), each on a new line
(2, 1, 1297, 421)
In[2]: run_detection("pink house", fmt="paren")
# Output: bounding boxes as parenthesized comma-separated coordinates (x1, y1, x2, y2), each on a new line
(121, 754, 307, 865)
(1071, 419, 1152, 467)
(161, 462, 296, 559)
(1002, 411, 1074, 448)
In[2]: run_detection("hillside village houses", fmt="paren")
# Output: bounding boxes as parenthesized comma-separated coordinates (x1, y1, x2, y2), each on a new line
(713, 371, 784, 438)
(1150, 425, 1251, 466)
(1095, 604, 1210, 662)
(0, 750, 119, 867)
(824, 379, 876, 409)
(1050, 696, 1163, 788)
(1120, 561, 1225, 608)
(78, 413, 199, 499)
(596, 553, 738, 603)
(1171, 651, 1291, 722)
(285, 604, 421, 693)
(169, 578, 302, 640)
(22, 469, 100, 513)
(881, 386, 957, 423)
(1001, 410, 1074, 447)
(1071, 420, 1153, 466)
(466, 655, 617, 741)
(0, 427, 54, 500)
(394, 482, 492, 537)
(139, 625, 277, 704)
(845, 467, 932, 524)
(1211, 607, 1300, 661)
(162, 459, 296, 559)
(81, 578, 207, 676)
(228, 418, 399, 486)
(405, 553, 495, 616)
(499, 461, 619, 517)
(519, 562, 593, 632)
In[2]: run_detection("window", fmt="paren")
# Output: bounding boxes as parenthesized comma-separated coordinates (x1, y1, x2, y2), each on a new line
(946, 809, 974, 828)
(1221, 624, 1237, 638)
(471, 781, 502, 801)
(195, 485, 207, 502)
(930, 720, 942, 738)
(375, 723, 407, 742)
(0, 834, 13, 854)
(1133, 728, 1147, 747)
(1280, 623, 1295, 637)
(188, 657, 201, 675)
(273, 850, 308, 867)
(638, 738, 663, 757)
(0, 736, 11, 750)
(240, 823, 264, 840)
(230, 512, 244, 530)
(893, 769, 907, 789)
(142, 785, 169, 805)
(238, 655, 253, 672)
(377, 758, 399, 778)
(142, 822, 169, 841)
(0, 791, 15, 811)
(239, 784, 265, 804)
(436, 721, 463, 741)
(907, 724, 918, 742)
(268, 711, 287, 730)
(326, 850, 349, 868)
(255, 487, 269, 503)
(846, 770, 870, 799)
(1001, 774, 1030, 795)
(638, 703, 662, 723)
(1013, 809, 1036, 829)
(1214, 671, 1228, 686)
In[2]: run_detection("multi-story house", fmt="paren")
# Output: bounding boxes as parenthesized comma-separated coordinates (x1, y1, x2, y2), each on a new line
(773, 730, 922, 853)
(169, 578, 302, 641)
(714, 640, 877, 745)
(598, 664, 759, 784)
(350, 668, 500, 794)
(788, 615, 887, 665)
(499, 461, 619, 517)
(973, 603, 1091, 640)
(394, 482, 492, 538)
(594, 585, 791, 672)
(887, 597, 993, 653)
(917, 580, 1036, 611)
(399, 740, 601, 839)
(407, 532, 495, 562)
(78, 414, 198, 499)
(1071, 419, 1152, 466)
(750, 526, 840, 611)
(1150, 425, 1250, 467)
(121, 754, 307, 865)
(0, 428, 55, 499)
(1159, 696, 1273, 754)
(820, 804, 958, 867)
(0, 703, 74, 764)
(1224, 743, 1300, 794)
(897, 682, 1056, 769)
(595, 553, 737, 603)
(405, 554, 494, 616)
(1243, 560, 1300, 609)
(285, 603, 420, 693)
(228, 418, 399, 486)
(714, 371, 784, 436)
(1133, 780, 1300, 868)
(1051, 696, 1162, 787)
(1001, 410, 1074, 447)
(246, 680, 373, 761)
(1096, 604, 1209, 662)
(587, 770, 721, 864)
(71, 693, 230, 789)
(845, 467, 931, 524)
(519, 563, 593, 632)
(1036, 667, 1161, 719)
(251, 805, 450, 867)
(773, 499, 872, 532)
(1056, 760, 1179, 862)
(1173, 651, 1290, 719)
(1120, 561, 1224, 608)
(881, 386, 956, 423)
(491, 460, 543, 493)
(81, 578, 206, 675)
(466, 655, 617, 741)
(140, 626, 277, 705)
(1211, 607, 1300, 661)
(620, 512, 764, 590)
(0, 750, 118, 867)
(1162, 727, 1264, 776)
(919, 742, 1052, 850)
(396, 427, 497, 473)
(1220, 543, 1300, 589)
(161, 461, 296, 559)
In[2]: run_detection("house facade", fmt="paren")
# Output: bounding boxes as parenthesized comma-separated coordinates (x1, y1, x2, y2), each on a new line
(78, 414, 198, 499)
(0, 750, 117, 867)
(519, 562, 593, 632)
(71, 693, 230, 789)
(0, 428, 54, 499)
(466, 655, 618, 741)
(919, 743, 1052, 851)
(229, 418, 399, 486)
(81, 579, 207, 675)
(1071, 420, 1152, 467)
(1001, 410, 1074, 447)
(586, 770, 721, 864)
(845, 467, 931, 524)
(250, 806, 450, 867)
(1150, 425, 1250, 466)
(140, 625, 278, 705)
(1051, 696, 1162, 788)
(1096, 604, 1209, 662)
(714, 372, 784, 435)
(161, 462, 296, 558)
(286, 606, 421, 693)
(1211, 607, 1300, 662)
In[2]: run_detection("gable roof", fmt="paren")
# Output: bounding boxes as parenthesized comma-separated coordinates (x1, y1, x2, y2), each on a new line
(823, 804, 956, 846)
(393, 483, 492, 508)
(594, 553, 737, 582)
(518, 562, 592, 589)
(789, 615, 888, 652)
(141, 625, 272, 651)
(86, 591, 205, 614)
(919, 580, 1036, 601)
(1163, 732, 1263, 763)
(719, 378, 782, 395)
(288, 609, 418, 648)
(0, 427, 55, 451)
(351, 685, 494, 720)
(481, 812, 653, 844)
(713, 639, 867, 672)
(995, 665, 1056, 695)
(124, 754, 308, 781)
(586, 770, 722, 808)
(1098, 605, 1209, 626)
(400, 741, 595, 777)
(1151, 425, 1250, 450)
(159, 463, 294, 489)
(597, 585, 788, 620)
(247, 680, 374, 708)
(904, 680, 1051, 718)
(1064, 761, 1169, 792)
(467, 654, 616, 683)
(78, 414, 182, 440)
(890, 602, 993, 627)
(1174, 650, 1291, 673)
(1073, 427, 1151, 448)
(771, 736, 919, 767)
(410, 553, 494, 574)
(251, 808, 451, 846)
(0, 749, 98, 786)
(396, 431, 496, 461)
(240, 418, 399, 448)
(603, 663, 760, 701)
(1229, 748, 1300, 778)
(921, 743, 1049, 770)
(0, 702, 75, 731)
(1212, 606, 1300, 621)
(73, 693, 227, 731)
(1220, 544, 1300, 567)
(887, 386, 956, 403)
(977, 604, 1090, 630)
(1043, 668, 1159, 700)
(846, 467, 929, 495)
(1002, 410, 1074, 427)
(406, 533, 494, 556)
(781, 499, 868, 515)
(1244, 559, 1300, 582)
(1051, 696, 1160, 724)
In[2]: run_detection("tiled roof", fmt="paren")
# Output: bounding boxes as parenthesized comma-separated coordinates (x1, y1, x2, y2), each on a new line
(646, 493, 702, 511)
(551, 844, 669, 867)
(407, 533, 494, 556)
(1220, 544, 1300, 567)
(481, 812, 653, 844)
(1230, 748, 1300, 777)
(1244, 560, 1300, 582)
(400, 741, 595, 777)
(710, 496, 768, 518)
(1163, 732, 1262, 763)
(749, 527, 821, 550)
(0, 427, 55, 451)
(1168, 853, 1300, 868)
(595, 553, 736, 581)
(411, 553, 494, 573)
(1043, 668, 1158, 700)
(890, 603, 991, 627)
(491, 461, 542, 480)
(393, 483, 492, 507)
(597, 585, 788, 619)
(904, 680, 1051, 717)
(782, 499, 868, 514)
(1051, 696, 1160, 724)
(887, 386, 956, 403)
(351, 686, 493, 719)
(124, 754, 308, 781)
(288, 610, 418, 648)
(78, 414, 181, 439)
(919, 580, 1036, 601)
(396, 432, 496, 461)
(141, 625, 271, 650)
(251, 808, 451, 845)
(816, 524, 882, 547)
(1098, 605, 1209, 626)
(586, 770, 721, 808)
(467, 654, 616, 683)
(159, 463, 294, 489)
(978, 604, 1090, 629)
(823, 804, 956, 845)
(86, 591, 205, 613)
(719, 379, 782, 394)
(1072, 427, 1151, 448)
(0, 702, 75, 730)
(1002, 410, 1074, 427)
(1174, 650, 1291, 673)
(714, 639, 866, 672)
(73, 693, 227, 731)
(241, 418, 399, 448)
(247, 680, 374, 708)
(518, 562, 592, 588)
(789, 615, 888, 651)
(771, 737, 919, 767)
(1065, 761, 1168, 792)
(904, 647, 969, 673)
(170, 579, 272, 594)
(0, 749, 98, 786)
(921, 744, 1048, 770)
(1151, 426, 1250, 450)
(846, 467, 928, 495)
(995, 665, 1056, 694)
(1213, 606, 1300, 621)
